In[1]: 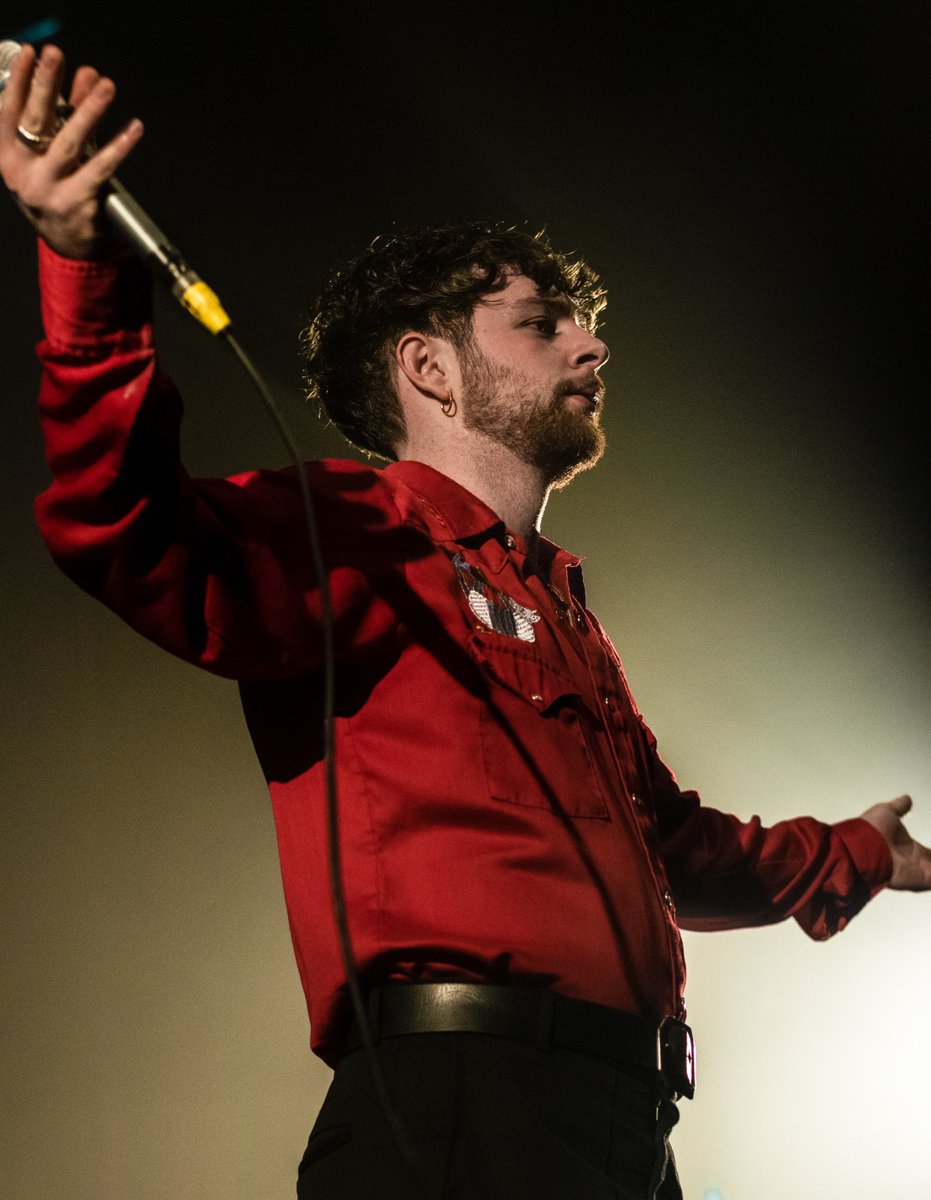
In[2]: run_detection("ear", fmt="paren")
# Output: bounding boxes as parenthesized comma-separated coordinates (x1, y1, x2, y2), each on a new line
(395, 331, 457, 402)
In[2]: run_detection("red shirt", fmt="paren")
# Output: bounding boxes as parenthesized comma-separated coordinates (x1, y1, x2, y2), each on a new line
(33, 242, 892, 1066)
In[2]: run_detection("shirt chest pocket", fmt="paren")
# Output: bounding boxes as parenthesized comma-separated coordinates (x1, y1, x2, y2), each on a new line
(469, 634, 611, 820)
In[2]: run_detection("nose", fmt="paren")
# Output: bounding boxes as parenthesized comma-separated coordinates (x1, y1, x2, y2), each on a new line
(570, 326, 610, 371)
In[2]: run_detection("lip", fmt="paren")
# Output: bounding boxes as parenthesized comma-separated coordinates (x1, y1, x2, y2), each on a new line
(564, 376, 602, 401)
(565, 391, 600, 413)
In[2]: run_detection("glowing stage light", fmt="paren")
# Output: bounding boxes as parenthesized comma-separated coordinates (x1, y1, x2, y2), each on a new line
(10, 16, 61, 43)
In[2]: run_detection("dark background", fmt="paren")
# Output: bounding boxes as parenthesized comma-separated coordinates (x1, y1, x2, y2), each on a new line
(2, 4, 929, 1199)
(4, 2, 928, 520)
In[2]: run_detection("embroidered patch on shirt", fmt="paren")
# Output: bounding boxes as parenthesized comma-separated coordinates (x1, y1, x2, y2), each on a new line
(452, 553, 540, 642)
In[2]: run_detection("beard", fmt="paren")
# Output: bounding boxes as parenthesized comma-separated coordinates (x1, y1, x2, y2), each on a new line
(458, 343, 606, 488)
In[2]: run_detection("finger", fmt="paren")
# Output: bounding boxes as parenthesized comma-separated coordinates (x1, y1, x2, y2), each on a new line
(19, 43, 66, 136)
(0, 43, 36, 133)
(68, 65, 102, 111)
(45, 76, 117, 170)
(890, 794, 913, 817)
(65, 117, 144, 193)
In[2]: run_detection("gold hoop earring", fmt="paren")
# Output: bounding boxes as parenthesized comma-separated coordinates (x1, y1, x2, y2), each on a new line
(441, 392, 457, 418)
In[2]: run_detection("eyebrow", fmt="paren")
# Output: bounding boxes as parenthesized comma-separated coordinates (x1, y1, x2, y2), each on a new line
(505, 296, 577, 318)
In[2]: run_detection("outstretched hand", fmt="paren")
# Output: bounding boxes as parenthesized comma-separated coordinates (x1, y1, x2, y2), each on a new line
(0, 42, 143, 258)
(860, 795, 931, 891)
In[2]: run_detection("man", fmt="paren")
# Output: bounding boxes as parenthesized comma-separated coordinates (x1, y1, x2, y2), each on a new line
(3, 43, 929, 1200)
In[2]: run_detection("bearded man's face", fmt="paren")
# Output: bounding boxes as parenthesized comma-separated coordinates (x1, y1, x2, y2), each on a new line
(456, 275, 608, 487)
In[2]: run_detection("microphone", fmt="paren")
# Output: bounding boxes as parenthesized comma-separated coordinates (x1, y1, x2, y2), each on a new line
(0, 38, 22, 79)
(0, 39, 231, 334)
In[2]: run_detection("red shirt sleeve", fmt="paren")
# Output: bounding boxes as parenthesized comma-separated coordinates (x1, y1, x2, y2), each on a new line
(644, 722, 893, 939)
(33, 240, 398, 681)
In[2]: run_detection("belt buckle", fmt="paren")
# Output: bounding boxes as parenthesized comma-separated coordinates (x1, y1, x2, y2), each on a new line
(656, 1017, 696, 1100)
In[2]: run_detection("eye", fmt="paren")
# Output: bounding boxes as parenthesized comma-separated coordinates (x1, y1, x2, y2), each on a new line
(525, 317, 557, 336)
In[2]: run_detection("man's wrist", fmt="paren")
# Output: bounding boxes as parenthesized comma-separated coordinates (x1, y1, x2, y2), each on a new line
(834, 816, 895, 894)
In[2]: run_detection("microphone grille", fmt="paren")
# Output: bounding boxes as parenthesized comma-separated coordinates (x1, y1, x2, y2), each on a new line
(0, 39, 23, 92)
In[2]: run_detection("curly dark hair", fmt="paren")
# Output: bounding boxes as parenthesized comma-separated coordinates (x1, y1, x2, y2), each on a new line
(301, 219, 607, 461)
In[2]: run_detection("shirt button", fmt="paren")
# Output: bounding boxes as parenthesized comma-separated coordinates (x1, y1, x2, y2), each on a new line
(530, 693, 544, 704)
(663, 890, 674, 908)
(631, 792, 644, 807)
(506, 533, 516, 549)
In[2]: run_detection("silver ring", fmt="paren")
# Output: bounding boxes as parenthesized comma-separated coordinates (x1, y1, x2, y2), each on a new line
(16, 123, 52, 151)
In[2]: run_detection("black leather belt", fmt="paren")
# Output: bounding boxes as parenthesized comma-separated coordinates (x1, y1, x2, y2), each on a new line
(342, 983, 696, 1101)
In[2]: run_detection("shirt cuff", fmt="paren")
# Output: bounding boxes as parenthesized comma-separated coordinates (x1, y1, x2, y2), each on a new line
(38, 238, 154, 353)
(833, 816, 894, 895)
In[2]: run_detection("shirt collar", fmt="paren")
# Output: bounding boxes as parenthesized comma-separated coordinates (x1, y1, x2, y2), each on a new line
(383, 460, 583, 585)
(384, 460, 507, 544)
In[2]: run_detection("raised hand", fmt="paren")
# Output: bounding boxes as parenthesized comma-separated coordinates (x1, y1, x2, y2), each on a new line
(0, 42, 143, 258)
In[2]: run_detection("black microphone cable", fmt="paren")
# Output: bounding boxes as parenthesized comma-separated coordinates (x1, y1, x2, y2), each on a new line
(153, 271, 430, 1192)
(131, 257, 431, 1191)
(219, 329, 428, 1191)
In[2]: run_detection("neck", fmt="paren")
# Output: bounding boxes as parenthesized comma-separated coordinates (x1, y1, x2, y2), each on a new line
(397, 428, 550, 539)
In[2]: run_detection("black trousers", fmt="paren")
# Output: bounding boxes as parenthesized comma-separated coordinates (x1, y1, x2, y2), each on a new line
(297, 1032, 682, 1200)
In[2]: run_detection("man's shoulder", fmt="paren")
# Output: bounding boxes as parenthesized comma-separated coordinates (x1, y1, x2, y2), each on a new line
(225, 457, 470, 546)
(224, 456, 416, 534)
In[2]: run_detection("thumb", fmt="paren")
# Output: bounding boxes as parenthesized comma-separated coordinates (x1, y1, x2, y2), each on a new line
(889, 794, 913, 818)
